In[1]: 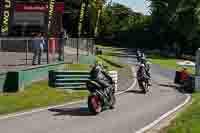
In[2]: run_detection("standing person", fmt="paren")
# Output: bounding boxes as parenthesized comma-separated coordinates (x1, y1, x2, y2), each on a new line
(58, 29, 65, 61)
(32, 33, 41, 65)
(39, 33, 45, 64)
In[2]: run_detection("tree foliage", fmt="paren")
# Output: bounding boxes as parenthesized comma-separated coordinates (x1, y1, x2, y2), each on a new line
(148, 0, 200, 53)
(63, 0, 105, 37)
(98, 3, 152, 47)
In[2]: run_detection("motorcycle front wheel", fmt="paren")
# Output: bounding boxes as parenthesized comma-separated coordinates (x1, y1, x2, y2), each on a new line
(88, 95, 102, 115)
(138, 80, 146, 93)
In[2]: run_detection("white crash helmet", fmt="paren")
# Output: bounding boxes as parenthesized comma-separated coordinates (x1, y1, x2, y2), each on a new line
(139, 64, 145, 67)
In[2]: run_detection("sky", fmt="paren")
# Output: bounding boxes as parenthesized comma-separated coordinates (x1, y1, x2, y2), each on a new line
(111, 0, 150, 15)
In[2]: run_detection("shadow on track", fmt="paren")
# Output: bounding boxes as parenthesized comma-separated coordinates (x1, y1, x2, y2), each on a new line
(158, 83, 186, 93)
(125, 90, 145, 94)
(48, 107, 94, 116)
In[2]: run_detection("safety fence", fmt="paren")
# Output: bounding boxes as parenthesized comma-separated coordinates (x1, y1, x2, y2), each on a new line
(0, 37, 95, 73)
(48, 70, 118, 91)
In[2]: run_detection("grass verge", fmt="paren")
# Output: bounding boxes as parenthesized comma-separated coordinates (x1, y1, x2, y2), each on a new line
(96, 55, 127, 71)
(148, 55, 195, 74)
(0, 80, 88, 115)
(0, 46, 128, 115)
(162, 93, 200, 133)
(149, 55, 199, 133)
(65, 64, 91, 71)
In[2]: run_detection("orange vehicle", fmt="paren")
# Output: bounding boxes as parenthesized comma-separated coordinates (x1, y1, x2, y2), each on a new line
(174, 61, 195, 93)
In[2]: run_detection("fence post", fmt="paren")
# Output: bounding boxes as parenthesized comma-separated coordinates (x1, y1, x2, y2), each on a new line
(92, 39, 95, 55)
(0, 38, 1, 52)
(87, 39, 89, 56)
(77, 38, 79, 63)
(47, 37, 49, 64)
(26, 39, 28, 65)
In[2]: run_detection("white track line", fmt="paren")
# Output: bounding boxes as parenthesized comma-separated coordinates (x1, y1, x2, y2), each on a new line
(0, 66, 136, 120)
(0, 100, 86, 120)
(135, 94, 191, 133)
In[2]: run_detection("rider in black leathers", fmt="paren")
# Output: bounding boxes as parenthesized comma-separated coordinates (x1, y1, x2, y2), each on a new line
(137, 64, 147, 81)
(90, 62, 114, 90)
(136, 50, 141, 62)
(137, 64, 146, 90)
(137, 63, 150, 92)
(90, 62, 115, 108)
(140, 56, 151, 80)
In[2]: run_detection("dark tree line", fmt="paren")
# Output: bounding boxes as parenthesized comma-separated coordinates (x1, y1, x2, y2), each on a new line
(97, 1, 200, 55)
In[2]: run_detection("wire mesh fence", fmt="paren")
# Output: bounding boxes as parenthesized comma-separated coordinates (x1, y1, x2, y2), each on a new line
(0, 37, 95, 73)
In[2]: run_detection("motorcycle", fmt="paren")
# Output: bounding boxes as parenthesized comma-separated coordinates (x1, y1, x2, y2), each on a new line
(137, 77, 149, 93)
(86, 80, 116, 115)
(137, 63, 151, 93)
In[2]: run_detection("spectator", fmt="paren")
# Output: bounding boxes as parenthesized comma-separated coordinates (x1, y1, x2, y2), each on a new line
(58, 29, 65, 61)
(32, 33, 43, 65)
(41, 32, 48, 52)
(40, 33, 46, 63)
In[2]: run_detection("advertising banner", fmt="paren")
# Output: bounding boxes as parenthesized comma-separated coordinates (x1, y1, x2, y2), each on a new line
(15, 3, 64, 13)
(0, 1, 2, 33)
(0, 0, 15, 36)
(78, 0, 86, 36)
(47, 0, 56, 33)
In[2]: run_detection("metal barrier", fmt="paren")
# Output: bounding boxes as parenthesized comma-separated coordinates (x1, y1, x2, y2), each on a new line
(49, 70, 91, 89)
(0, 37, 95, 73)
(49, 70, 118, 90)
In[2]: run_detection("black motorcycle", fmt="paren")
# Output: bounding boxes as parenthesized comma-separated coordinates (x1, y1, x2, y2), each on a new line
(86, 80, 116, 115)
(138, 78, 149, 93)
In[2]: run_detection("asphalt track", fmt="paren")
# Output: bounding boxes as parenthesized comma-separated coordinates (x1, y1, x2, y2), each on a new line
(0, 49, 187, 133)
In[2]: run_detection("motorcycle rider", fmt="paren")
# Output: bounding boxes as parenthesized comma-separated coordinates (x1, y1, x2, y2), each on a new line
(140, 53, 146, 63)
(136, 50, 141, 62)
(90, 61, 115, 108)
(137, 63, 149, 93)
(140, 56, 150, 74)
(90, 61, 113, 88)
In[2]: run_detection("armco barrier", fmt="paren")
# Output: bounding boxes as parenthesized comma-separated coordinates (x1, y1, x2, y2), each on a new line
(0, 62, 65, 92)
(49, 70, 91, 89)
(49, 70, 118, 90)
(0, 73, 7, 92)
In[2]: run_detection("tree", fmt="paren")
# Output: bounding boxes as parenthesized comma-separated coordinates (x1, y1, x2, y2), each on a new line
(98, 2, 152, 47)
(148, 0, 200, 54)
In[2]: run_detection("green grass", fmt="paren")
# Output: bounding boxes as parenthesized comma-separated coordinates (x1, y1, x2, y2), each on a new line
(96, 45, 113, 49)
(0, 46, 128, 115)
(64, 57, 123, 72)
(95, 45, 128, 71)
(63, 46, 126, 72)
(65, 64, 91, 71)
(0, 81, 89, 115)
(96, 55, 126, 71)
(163, 93, 200, 133)
(149, 55, 200, 133)
(148, 55, 195, 74)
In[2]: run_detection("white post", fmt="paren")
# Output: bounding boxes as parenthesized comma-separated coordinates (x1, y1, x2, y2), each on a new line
(195, 48, 200, 91)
